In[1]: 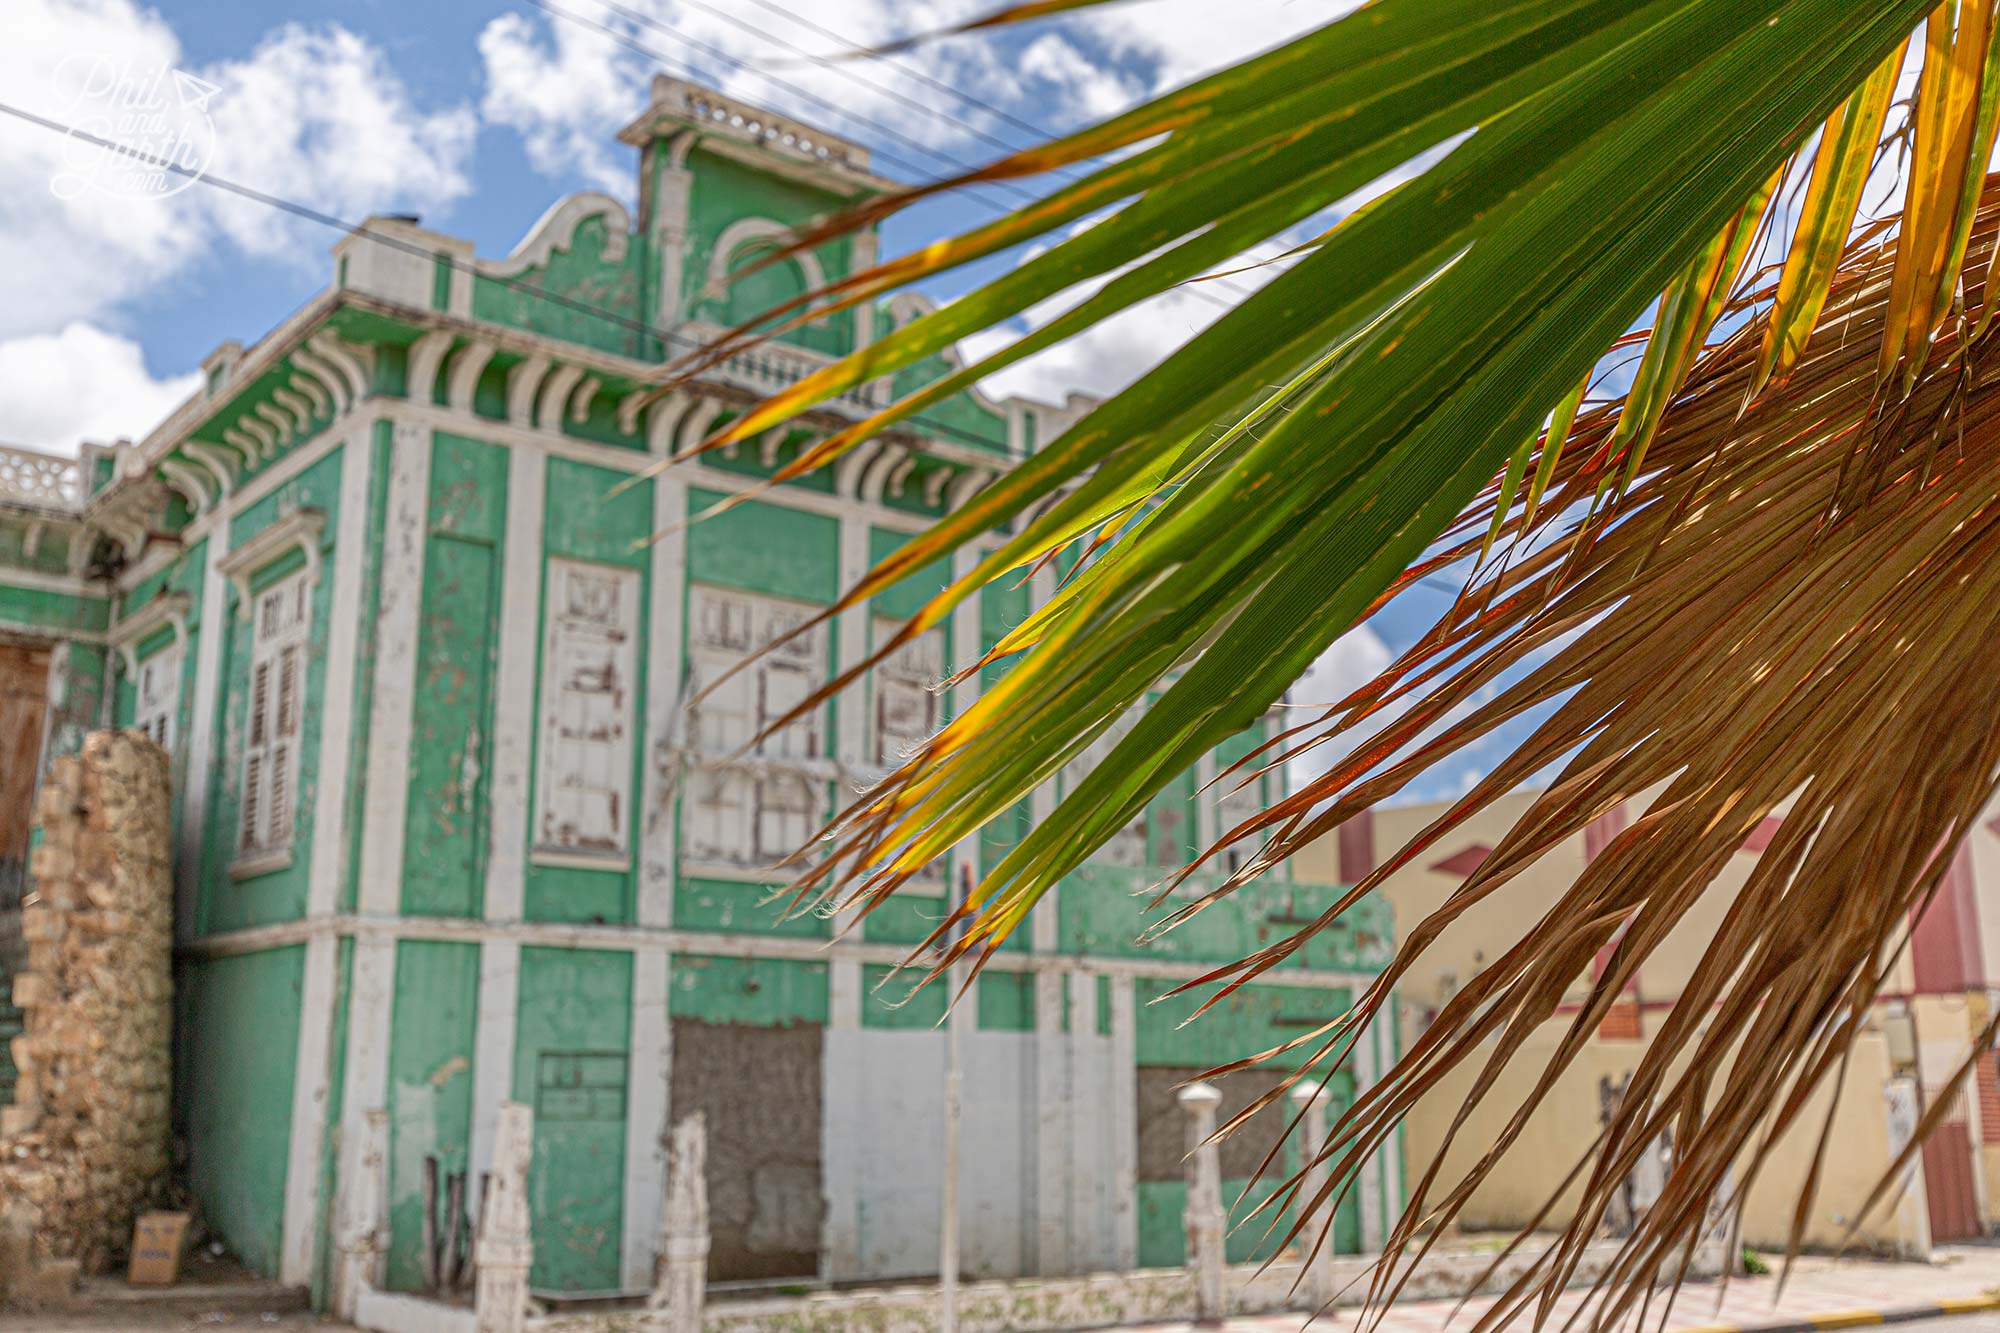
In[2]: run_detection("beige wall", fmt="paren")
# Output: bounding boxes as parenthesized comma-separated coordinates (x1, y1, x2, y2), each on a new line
(1394, 1016, 1918, 1253)
(1292, 786, 2000, 1254)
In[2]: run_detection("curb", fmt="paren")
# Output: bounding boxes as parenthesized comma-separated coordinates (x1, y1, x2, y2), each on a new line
(1676, 1294, 2000, 1333)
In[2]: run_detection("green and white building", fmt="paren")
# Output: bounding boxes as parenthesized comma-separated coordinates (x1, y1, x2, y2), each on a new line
(0, 78, 1399, 1304)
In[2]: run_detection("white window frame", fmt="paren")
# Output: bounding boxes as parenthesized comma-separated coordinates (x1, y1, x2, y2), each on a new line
(533, 558, 643, 865)
(686, 586, 827, 761)
(133, 643, 180, 752)
(871, 617, 944, 768)
(235, 570, 310, 872)
(683, 585, 831, 875)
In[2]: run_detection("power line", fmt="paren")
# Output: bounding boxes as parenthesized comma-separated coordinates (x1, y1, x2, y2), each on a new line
(637, 0, 1051, 168)
(732, 0, 1063, 149)
(528, 0, 1036, 212)
(525, 0, 1257, 313)
(0, 98, 1018, 456)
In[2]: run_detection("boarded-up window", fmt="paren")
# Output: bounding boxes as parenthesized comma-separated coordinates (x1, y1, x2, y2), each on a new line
(688, 586, 826, 759)
(872, 618, 943, 767)
(535, 559, 641, 859)
(134, 646, 180, 751)
(239, 573, 309, 858)
(683, 768, 826, 870)
(684, 587, 829, 871)
(1063, 707, 1148, 868)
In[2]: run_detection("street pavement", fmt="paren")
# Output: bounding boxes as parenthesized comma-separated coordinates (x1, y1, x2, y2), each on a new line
(4, 1245, 1999, 1332)
(1116, 1243, 2000, 1332)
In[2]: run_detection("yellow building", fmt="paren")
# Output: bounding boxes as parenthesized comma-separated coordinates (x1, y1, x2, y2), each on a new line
(1293, 789, 2000, 1255)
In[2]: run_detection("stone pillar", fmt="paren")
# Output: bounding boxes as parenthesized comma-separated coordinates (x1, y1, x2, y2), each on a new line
(475, 1102, 535, 1333)
(1179, 1082, 1225, 1321)
(0, 731, 172, 1284)
(331, 1108, 389, 1321)
(649, 1112, 708, 1331)
(1289, 1083, 1338, 1310)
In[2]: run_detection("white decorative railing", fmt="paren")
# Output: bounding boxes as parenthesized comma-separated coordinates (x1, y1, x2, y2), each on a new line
(701, 335, 886, 415)
(0, 444, 83, 510)
(673, 84, 869, 173)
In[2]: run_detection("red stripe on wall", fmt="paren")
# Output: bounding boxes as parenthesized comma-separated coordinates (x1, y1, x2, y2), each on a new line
(1338, 809, 1376, 884)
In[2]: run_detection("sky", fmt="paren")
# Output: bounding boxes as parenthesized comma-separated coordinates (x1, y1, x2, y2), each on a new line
(0, 0, 1515, 802)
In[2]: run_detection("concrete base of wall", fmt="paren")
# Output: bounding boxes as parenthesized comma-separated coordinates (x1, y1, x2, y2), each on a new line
(511, 1238, 1722, 1333)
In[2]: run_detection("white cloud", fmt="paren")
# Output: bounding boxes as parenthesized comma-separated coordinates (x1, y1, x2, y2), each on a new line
(1070, 1, 1367, 97)
(0, 0, 474, 449)
(0, 323, 200, 455)
(200, 24, 476, 258)
(475, 0, 1348, 195)
(1283, 624, 1393, 797)
(478, 0, 1037, 193)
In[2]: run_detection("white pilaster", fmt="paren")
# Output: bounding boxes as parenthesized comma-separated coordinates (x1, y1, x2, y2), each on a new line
(1065, 970, 1098, 1268)
(280, 426, 377, 1285)
(1029, 563, 1059, 955)
(468, 939, 520, 1224)
(830, 514, 869, 1001)
(1109, 974, 1138, 1270)
(622, 461, 686, 1289)
(176, 510, 231, 942)
(336, 415, 433, 1243)
(471, 441, 545, 1212)
(482, 444, 546, 924)
(1033, 969, 1068, 1274)
(622, 949, 672, 1290)
(1356, 1015, 1385, 1254)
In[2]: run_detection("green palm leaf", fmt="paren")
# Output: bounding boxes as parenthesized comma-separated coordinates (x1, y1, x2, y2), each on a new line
(676, 2, 2000, 1324)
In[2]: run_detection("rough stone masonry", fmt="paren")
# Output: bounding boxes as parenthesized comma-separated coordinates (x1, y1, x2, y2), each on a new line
(0, 730, 173, 1291)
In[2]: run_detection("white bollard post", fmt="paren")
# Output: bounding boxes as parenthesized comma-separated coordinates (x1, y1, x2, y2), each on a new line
(1289, 1082, 1338, 1311)
(331, 1108, 389, 1321)
(649, 1112, 709, 1332)
(475, 1102, 535, 1333)
(1179, 1082, 1226, 1321)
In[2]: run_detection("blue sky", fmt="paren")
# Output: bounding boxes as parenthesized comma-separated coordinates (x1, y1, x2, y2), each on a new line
(0, 0, 1511, 802)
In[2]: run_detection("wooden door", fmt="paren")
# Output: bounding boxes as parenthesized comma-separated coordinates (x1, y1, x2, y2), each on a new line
(0, 645, 49, 909)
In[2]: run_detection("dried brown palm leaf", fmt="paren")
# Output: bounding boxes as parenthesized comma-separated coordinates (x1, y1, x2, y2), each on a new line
(1188, 182, 2000, 1332)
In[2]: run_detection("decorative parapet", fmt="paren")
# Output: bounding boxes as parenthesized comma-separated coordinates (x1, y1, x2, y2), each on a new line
(0, 446, 83, 513)
(620, 75, 888, 191)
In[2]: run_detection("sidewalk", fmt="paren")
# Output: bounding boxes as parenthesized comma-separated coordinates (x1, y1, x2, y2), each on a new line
(1118, 1244, 2000, 1332)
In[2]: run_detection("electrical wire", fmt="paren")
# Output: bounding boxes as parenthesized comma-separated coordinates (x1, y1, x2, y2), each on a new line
(0, 98, 1022, 455)
(522, 0, 1259, 313)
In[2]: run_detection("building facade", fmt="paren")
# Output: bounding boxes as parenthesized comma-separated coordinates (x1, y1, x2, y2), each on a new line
(0, 79, 1399, 1302)
(1302, 792, 2000, 1256)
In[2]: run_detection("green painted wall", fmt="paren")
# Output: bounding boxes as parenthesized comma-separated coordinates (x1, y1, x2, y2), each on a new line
(0, 582, 110, 634)
(975, 972, 1033, 1032)
(682, 148, 855, 357)
(669, 955, 827, 1027)
(385, 940, 481, 1290)
(1058, 863, 1394, 972)
(342, 425, 396, 915)
(860, 963, 944, 1029)
(471, 214, 651, 360)
(0, 516, 75, 576)
(685, 488, 839, 605)
(1135, 979, 1351, 1071)
(513, 946, 632, 1292)
(676, 876, 828, 939)
(199, 445, 346, 934)
(181, 947, 304, 1278)
(402, 434, 507, 918)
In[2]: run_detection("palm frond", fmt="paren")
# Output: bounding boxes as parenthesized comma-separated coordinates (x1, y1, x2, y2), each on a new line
(670, 2, 2000, 1326)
